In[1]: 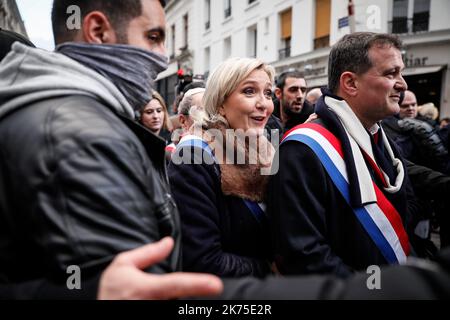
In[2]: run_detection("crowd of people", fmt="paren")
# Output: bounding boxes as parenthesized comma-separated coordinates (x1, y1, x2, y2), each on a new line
(1, 0, 450, 300)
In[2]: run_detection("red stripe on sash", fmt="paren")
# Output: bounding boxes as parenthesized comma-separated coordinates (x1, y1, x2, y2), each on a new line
(373, 183, 410, 255)
(361, 150, 389, 188)
(284, 123, 344, 158)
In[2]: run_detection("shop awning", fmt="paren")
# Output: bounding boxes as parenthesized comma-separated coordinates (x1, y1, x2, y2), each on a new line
(156, 62, 178, 80)
(402, 65, 445, 77)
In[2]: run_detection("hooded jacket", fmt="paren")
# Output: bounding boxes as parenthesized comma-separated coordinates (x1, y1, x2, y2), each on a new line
(0, 43, 180, 294)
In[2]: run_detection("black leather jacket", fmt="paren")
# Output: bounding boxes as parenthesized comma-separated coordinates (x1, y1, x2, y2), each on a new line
(0, 95, 181, 287)
(382, 116, 450, 174)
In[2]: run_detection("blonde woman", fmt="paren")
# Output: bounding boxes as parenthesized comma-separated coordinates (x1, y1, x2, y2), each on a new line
(140, 90, 172, 142)
(168, 58, 275, 277)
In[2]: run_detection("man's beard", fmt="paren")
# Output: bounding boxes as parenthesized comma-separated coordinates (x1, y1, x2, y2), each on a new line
(282, 100, 303, 116)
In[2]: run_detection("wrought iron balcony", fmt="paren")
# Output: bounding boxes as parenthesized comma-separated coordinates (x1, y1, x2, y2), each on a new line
(314, 35, 330, 49)
(278, 47, 291, 60)
(224, 7, 232, 18)
(388, 13, 430, 34)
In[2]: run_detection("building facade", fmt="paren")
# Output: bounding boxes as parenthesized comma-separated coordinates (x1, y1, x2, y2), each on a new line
(161, 0, 450, 117)
(0, 0, 27, 36)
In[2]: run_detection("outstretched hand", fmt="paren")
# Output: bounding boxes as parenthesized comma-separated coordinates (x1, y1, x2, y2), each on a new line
(304, 113, 318, 124)
(98, 237, 223, 300)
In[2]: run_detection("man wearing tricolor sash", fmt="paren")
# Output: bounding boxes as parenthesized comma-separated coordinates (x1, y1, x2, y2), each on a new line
(267, 33, 422, 278)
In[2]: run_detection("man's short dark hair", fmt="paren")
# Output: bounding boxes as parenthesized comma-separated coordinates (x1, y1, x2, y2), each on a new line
(51, 0, 165, 44)
(328, 32, 403, 94)
(276, 69, 305, 91)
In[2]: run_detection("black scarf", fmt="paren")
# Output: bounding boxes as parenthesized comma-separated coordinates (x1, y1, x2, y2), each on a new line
(57, 42, 168, 113)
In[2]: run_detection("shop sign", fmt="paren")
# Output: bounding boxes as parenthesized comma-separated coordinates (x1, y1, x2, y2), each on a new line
(403, 54, 429, 68)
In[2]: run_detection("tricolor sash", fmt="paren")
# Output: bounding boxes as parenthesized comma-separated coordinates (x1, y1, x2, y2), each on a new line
(282, 123, 410, 264)
(177, 134, 214, 158)
(176, 135, 267, 225)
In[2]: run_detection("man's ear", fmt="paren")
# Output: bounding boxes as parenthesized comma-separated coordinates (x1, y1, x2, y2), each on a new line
(339, 71, 358, 97)
(274, 87, 282, 100)
(81, 11, 117, 44)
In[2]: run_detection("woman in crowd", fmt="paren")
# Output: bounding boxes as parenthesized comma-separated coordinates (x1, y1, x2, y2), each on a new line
(140, 90, 172, 143)
(168, 58, 275, 277)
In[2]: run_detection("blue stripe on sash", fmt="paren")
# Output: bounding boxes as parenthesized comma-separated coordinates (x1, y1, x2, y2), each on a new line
(284, 134, 399, 264)
(177, 137, 267, 226)
(177, 139, 214, 158)
(243, 199, 266, 225)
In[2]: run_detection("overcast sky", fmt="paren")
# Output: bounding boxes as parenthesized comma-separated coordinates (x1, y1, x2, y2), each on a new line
(16, 0, 55, 50)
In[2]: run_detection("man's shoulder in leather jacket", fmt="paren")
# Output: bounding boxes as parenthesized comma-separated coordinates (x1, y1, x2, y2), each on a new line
(0, 95, 181, 295)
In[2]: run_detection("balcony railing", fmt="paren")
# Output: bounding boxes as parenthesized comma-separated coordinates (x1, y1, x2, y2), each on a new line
(388, 13, 430, 34)
(390, 17, 408, 34)
(278, 47, 291, 60)
(314, 35, 330, 49)
(224, 7, 232, 18)
(413, 12, 430, 32)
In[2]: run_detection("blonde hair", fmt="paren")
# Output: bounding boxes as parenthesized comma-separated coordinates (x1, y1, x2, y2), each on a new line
(203, 57, 275, 125)
(418, 102, 439, 121)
